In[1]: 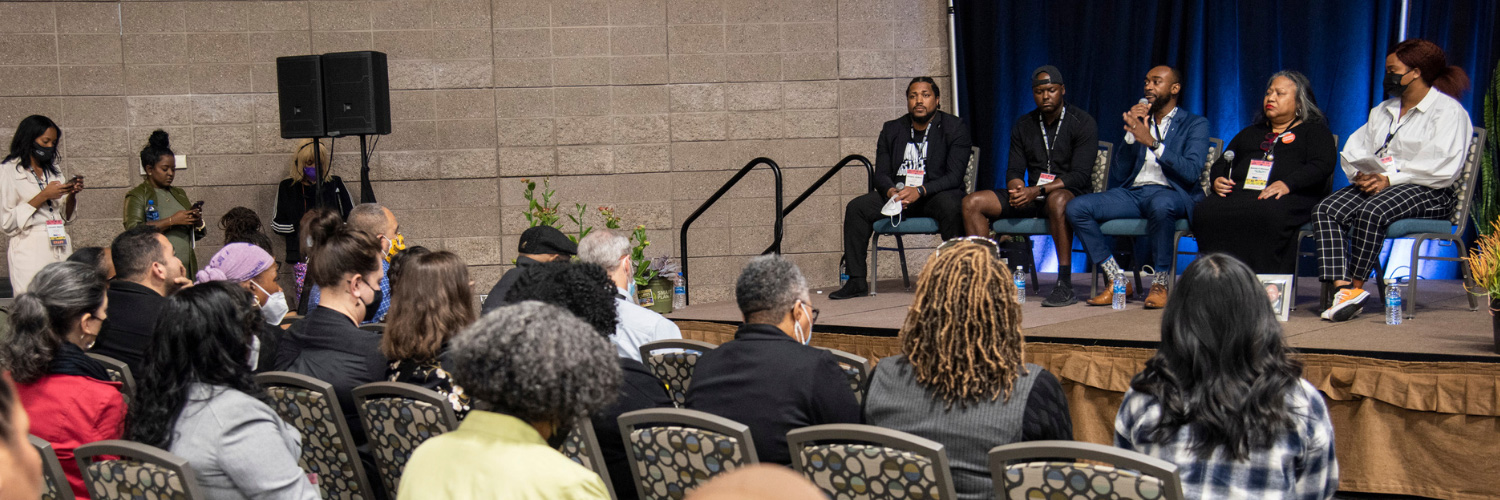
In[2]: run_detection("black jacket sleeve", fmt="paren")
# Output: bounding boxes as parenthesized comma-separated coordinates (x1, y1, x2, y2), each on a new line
(808, 353, 863, 425)
(1021, 369, 1073, 441)
(1061, 112, 1099, 191)
(921, 115, 973, 194)
(873, 123, 898, 194)
(1005, 118, 1028, 186)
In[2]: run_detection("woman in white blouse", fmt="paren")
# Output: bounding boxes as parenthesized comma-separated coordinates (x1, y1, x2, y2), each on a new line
(1315, 39, 1473, 322)
(1, 115, 83, 294)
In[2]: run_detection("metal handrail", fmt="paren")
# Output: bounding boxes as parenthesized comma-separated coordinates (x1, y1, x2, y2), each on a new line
(765, 154, 874, 255)
(679, 157, 784, 305)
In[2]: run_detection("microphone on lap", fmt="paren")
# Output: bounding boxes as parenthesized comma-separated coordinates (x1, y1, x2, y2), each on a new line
(1222, 150, 1236, 183)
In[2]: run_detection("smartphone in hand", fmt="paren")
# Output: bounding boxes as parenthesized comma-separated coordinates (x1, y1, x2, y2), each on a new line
(192, 200, 204, 210)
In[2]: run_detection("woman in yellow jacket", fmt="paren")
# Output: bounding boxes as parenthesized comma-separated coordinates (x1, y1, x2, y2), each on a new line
(123, 130, 205, 272)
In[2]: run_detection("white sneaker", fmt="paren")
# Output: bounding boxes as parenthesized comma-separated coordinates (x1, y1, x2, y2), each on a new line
(1321, 288, 1369, 322)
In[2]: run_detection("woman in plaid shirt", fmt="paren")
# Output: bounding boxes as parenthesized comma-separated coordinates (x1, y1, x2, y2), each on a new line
(1115, 253, 1338, 500)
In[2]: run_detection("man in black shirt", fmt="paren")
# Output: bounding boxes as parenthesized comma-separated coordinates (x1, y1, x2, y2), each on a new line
(480, 225, 576, 313)
(962, 66, 1098, 306)
(91, 225, 190, 375)
(831, 77, 973, 300)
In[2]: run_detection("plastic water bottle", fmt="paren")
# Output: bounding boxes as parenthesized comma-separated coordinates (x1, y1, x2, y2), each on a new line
(1014, 266, 1026, 302)
(1112, 275, 1127, 310)
(1385, 280, 1402, 325)
(839, 257, 848, 286)
(145, 199, 159, 221)
(673, 272, 687, 309)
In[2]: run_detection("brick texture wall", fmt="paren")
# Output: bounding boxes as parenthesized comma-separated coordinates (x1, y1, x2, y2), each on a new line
(0, 0, 953, 303)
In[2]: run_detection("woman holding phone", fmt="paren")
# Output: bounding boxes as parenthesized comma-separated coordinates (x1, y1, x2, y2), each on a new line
(0, 115, 81, 294)
(124, 130, 205, 273)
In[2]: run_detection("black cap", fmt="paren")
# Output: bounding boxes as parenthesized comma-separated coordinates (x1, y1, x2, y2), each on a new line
(1032, 65, 1064, 87)
(518, 226, 577, 256)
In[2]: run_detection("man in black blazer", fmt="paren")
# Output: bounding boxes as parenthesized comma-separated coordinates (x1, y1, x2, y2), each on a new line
(832, 77, 974, 299)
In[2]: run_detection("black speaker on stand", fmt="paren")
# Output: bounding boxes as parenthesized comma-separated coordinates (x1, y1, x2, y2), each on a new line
(322, 51, 390, 204)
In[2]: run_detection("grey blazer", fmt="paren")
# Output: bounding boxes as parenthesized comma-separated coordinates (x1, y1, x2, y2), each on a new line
(169, 384, 320, 500)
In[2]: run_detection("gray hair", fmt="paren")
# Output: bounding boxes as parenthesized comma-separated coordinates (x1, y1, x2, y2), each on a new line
(1259, 70, 1324, 125)
(735, 254, 809, 324)
(1, 262, 107, 383)
(449, 301, 620, 424)
(347, 203, 389, 235)
(577, 230, 631, 273)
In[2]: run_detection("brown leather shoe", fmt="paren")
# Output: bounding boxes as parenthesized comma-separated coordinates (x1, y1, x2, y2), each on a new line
(1085, 281, 1134, 306)
(1144, 283, 1169, 309)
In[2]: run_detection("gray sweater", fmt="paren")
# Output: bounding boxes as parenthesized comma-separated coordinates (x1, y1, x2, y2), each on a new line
(864, 356, 1071, 500)
(169, 384, 320, 500)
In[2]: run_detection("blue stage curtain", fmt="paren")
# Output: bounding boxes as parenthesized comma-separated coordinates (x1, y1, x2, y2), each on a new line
(1407, 0, 1500, 121)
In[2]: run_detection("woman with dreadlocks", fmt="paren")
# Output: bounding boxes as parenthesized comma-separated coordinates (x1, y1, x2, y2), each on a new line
(864, 238, 1071, 500)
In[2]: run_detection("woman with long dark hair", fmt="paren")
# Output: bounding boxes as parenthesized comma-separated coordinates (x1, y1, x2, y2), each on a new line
(124, 130, 204, 272)
(1, 262, 118, 500)
(127, 281, 318, 500)
(0, 115, 82, 294)
(382, 250, 475, 417)
(1116, 253, 1337, 499)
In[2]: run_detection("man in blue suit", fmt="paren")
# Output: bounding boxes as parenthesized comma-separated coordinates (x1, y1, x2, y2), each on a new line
(1066, 65, 1209, 308)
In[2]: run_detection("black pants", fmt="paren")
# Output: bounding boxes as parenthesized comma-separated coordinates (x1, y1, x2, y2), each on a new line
(842, 189, 965, 279)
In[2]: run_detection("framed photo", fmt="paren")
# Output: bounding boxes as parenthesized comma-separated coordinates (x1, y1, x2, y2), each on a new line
(1257, 274, 1293, 322)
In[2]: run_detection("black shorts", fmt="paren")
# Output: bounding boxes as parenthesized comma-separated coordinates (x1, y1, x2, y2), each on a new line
(987, 186, 1084, 218)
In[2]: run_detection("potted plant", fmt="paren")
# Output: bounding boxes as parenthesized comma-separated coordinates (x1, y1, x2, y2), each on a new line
(1466, 220, 1500, 352)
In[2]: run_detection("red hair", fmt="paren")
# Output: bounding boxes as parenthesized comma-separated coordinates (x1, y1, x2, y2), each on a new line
(1392, 39, 1470, 98)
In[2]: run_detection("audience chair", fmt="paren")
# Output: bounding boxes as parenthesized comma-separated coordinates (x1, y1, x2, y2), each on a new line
(86, 353, 135, 405)
(987, 440, 1183, 500)
(617, 408, 759, 500)
(75, 440, 206, 500)
(256, 371, 375, 500)
(351, 381, 460, 495)
(358, 323, 386, 334)
(871, 146, 982, 295)
(817, 347, 871, 404)
(1091, 138, 1222, 296)
(638, 339, 717, 407)
(992, 141, 1114, 290)
(787, 423, 958, 500)
(559, 417, 615, 500)
(32, 435, 71, 500)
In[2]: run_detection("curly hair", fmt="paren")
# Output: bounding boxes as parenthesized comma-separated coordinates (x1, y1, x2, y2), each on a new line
(1, 262, 106, 384)
(127, 281, 263, 449)
(220, 207, 265, 245)
(383, 251, 474, 361)
(735, 254, 809, 324)
(898, 242, 1025, 409)
(451, 301, 620, 425)
(504, 261, 619, 337)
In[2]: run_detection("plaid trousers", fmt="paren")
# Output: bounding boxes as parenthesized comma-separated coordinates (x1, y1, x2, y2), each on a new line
(1313, 184, 1454, 281)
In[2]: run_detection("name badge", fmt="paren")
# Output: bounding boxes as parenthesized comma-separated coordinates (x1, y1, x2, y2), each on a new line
(45, 219, 66, 248)
(903, 166, 925, 187)
(1037, 173, 1057, 185)
(1244, 160, 1273, 191)
(1379, 155, 1397, 171)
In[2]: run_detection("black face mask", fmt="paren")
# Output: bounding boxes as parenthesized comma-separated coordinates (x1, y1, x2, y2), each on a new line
(31, 145, 55, 163)
(1383, 70, 1412, 97)
(363, 285, 383, 323)
(546, 419, 575, 450)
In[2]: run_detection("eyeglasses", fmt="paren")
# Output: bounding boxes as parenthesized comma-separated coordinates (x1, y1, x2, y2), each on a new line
(1260, 131, 1277, 152)
(935, 236, 1002, 259)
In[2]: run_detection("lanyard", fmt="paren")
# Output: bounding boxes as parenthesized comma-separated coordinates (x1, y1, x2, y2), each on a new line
(1039, 107, 1067, 173)
(909, 127, 929, 165)
(1150, 107, 1178, 146)
(30, 168, 56, 215)
(1263, 121, 1300, 161)
(1376, 112, 1412, 157)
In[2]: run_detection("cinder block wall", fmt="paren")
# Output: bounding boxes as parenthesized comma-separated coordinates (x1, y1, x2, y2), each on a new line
(0, 0, 952, 303)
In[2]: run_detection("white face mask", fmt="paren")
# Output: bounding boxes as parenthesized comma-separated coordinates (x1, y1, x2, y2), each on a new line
(251, 281, 290, 325)
(247, 334, 262, 371)
(794, 301, 812, 345)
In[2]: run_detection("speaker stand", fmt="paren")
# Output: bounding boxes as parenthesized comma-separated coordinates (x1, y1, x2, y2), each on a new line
(359, 134, 376, 204)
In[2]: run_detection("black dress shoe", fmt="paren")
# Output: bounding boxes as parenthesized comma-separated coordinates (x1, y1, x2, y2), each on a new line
(1042, 281, 1077, 307)
(829, 280, 869, 300)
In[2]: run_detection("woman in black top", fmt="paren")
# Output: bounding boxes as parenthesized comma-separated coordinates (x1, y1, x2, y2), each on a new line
(270, 138, 354, 263)
(1193, 71, 1338, 273)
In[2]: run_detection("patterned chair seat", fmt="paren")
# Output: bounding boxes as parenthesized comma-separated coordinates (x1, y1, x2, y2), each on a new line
(628, 425, 750, 499)
(647, 350, 703, 406)
(798, 443, 943, 500)
(1000, 461, 1169, 500)
(85, 460, 192, 500)
(356, 390, 456, 494)
(259, 372, 373, 500)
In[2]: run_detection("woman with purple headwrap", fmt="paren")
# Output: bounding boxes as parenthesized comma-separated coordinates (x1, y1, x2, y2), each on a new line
(196, 243, 288, 372)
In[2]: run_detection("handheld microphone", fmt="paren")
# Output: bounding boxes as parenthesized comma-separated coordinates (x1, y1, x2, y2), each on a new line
(1221, 150, 1236, 180)
(1136, 98, 1150, 123)
(881, 182, 907, 216)
(891, 182, 906, 201)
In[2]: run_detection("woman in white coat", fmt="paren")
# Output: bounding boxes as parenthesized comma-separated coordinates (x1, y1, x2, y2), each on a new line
(1, 115, 83, 294)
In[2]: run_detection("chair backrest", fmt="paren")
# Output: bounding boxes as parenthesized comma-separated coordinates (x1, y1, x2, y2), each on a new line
(559, 417, 614, 500)
(988, 440, 1184, 500)
(816, 347, 871, 404)
(1448, 128, 1487, 231)
(1092, 141, 1114, 194)
(75, 440, 206, 500)
(788, 423, 958, 500)
(358, 323, 385, 334)
(351, 381, 460, 495)
(256, 371, 374, 500)
(32, 435, 72, 500)
(638, 339, 718, 407)
(1199, 137, 1224, 195)
(617, 408, 758, 500)
(86, 353, 134, 405)
(964, 146, 981, 193)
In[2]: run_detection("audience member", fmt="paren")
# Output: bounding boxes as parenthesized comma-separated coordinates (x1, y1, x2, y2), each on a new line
(387, 245, 432, 286)
(127, 282, 319, 500)
(271, 138, 353, 264)
(124, 130, 204, 272)
(90, 225, 188, 376)
(482, 225, 576, 313)
(65, 246, 113, 280)
(578, 229, 682, 361)
(686, 255, 860, 465)
(864, 239, 1071, 500)
(196, 243, 288, 372)
(1, 115, 80, 294)
(382, 251, 475, 418)
(684, 464, 825, 500)
(221, 206, 273, 252)
(1116, 253, 1337, 499)
(273, 213, 385, 442)
(506, 261, 671, 500)
(307, 203, 397, 323)
(292, 207, 342, 313)
(1, 262, 119, 500)
(0, 373, 42, 500)
(398, 301, 619, 500)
